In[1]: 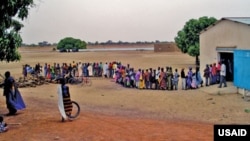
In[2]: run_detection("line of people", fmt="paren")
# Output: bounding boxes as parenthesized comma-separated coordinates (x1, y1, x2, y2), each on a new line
(22, 61, 123, 83)
(113, 64, 205, 90)
(113, 60, 228, 90)
(22, 60, 227, 90)
(203, 60, 227, 88)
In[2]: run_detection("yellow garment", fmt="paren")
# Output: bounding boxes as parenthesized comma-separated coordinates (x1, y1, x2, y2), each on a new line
(139, 74, 145, 89)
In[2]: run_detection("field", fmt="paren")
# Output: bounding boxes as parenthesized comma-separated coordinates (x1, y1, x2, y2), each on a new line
(0, 46, 250, 141)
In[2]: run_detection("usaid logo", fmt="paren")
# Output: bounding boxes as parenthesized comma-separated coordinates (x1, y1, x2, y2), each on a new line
(214, 125, 250, 141)
(218, 129, 247, 136)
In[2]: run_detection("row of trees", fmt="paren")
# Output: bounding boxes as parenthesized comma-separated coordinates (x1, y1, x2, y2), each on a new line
(56, 38, 162, 51)
(87, 40, 161, 45)
(22, 40, 162, 47)
(0, 1, 217, 63)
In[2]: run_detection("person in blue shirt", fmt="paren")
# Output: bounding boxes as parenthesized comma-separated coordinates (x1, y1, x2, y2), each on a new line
(1, 71, 26, 116)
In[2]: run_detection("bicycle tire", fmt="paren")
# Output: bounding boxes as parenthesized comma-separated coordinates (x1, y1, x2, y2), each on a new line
(68, 78, 77, 84)
(77, 82, 84, 87)
(67, 101, 80, 119)
(80, 78, 92, 86)
(67, 78, 73, 84)
(85, 79, 92, 86)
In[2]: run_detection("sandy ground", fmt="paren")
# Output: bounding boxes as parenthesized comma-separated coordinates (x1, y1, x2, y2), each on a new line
(0, 46, 250, 141)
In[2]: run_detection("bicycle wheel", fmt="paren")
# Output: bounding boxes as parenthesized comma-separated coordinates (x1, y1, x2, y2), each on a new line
(67, 78, 73, 84)
(67, 101, 80, 119)
(85, 79, 92, 86)
(76, 77, 84, 87)
(69, 78, 78, 85)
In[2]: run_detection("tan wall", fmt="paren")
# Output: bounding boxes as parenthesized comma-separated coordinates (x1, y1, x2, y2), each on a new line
(200, 20, 250, 72)
(154, 43, 180, 52)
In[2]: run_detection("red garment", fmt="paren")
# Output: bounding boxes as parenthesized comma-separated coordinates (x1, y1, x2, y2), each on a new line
(159, 71, 166, 89)
(144, 71, 150, 81)
(217, 62, 221, 71)
(212, 64, 217, 75)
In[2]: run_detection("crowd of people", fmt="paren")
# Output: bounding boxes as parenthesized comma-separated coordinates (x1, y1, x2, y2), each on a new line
(22, 61, 119, 83)
(112, 60, 227, 90)
(113, 64, 203, 90)
(21, 59, 227, 90)
(203, 60, 227, 88)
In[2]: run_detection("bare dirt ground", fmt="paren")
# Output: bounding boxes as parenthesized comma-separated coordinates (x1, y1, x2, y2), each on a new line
(0, 46, 250, 141)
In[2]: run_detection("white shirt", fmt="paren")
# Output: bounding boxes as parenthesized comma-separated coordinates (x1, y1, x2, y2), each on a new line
(220, 64, 226, 76)
(156, 70, 160, 80)
(103, 64, 108, 75)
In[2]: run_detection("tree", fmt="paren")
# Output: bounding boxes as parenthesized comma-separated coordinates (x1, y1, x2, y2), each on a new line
(174, 16, 217, 65)
(0, 0, 34, 62)
(57, 37, 87, 50)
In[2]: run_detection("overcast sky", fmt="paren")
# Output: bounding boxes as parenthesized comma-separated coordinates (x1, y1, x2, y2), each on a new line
(20, 0, 250, 44)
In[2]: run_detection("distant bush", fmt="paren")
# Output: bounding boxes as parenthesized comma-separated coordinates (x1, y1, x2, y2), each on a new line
(57, 37, 87, 51)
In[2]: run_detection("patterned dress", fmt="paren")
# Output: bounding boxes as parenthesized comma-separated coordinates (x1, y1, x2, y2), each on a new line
(61, 85, 73, 116)
(159, 71, 167, 90)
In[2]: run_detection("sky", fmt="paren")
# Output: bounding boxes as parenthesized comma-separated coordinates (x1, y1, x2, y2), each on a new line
(20, 0, 250, 44)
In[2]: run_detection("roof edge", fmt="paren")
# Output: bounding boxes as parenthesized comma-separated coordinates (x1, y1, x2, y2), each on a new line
(200, 17, 250, 35)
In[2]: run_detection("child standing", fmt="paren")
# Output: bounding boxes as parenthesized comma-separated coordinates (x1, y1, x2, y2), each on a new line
(0, 116, 8, 133)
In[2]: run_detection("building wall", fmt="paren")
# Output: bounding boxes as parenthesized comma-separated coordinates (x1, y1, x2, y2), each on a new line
(154, 43, 181, 52)
(200, 20, 250, 72)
